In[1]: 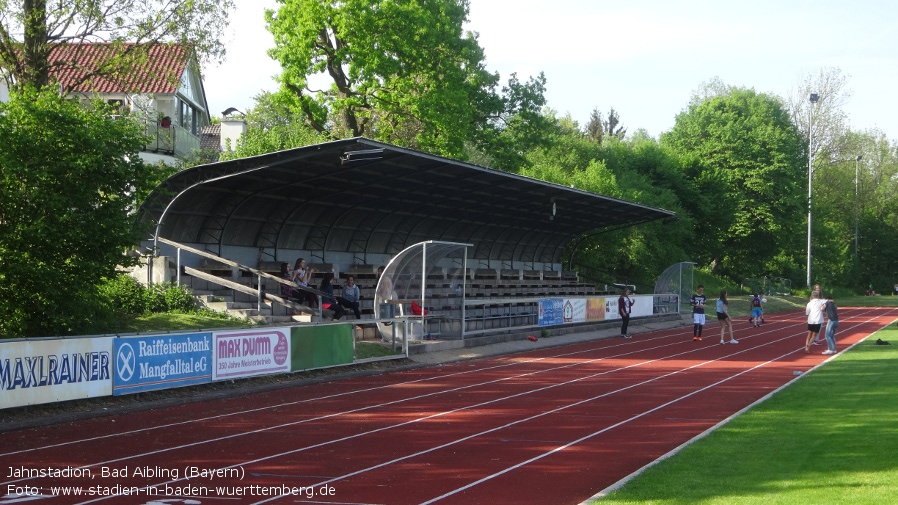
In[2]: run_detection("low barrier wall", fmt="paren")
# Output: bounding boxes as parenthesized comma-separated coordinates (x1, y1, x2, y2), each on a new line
(0, 324, 353, 410)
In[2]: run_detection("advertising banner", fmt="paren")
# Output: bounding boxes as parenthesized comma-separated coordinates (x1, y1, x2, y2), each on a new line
(561, 298, 587, 324)
(606, 294, 654, 320)
(0, 337, 113, 409)
(212, 327, 291, 380)
(538, 298, 563, 326)
(113, 332, 212, 395)
(631, 294, 654, 318)
(586, 297, 606, 321)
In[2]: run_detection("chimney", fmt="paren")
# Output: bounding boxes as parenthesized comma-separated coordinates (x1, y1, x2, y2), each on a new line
(220, 108, 246, 152)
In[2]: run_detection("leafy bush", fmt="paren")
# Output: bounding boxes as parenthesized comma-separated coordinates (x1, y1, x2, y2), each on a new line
(98, 274, 146, 315)
(145, 282, 198, 313)
(98, 275, 197, 315)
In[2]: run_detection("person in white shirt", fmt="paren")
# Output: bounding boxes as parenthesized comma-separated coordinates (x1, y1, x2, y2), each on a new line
(804, 291, 826, 353)
(716, 290, 737, 344)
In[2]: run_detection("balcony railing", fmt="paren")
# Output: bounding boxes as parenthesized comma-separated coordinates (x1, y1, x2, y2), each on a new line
(143, 119, 200, 158)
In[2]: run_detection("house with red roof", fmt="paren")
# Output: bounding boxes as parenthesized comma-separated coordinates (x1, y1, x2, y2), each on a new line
(0, 43, 230, 165)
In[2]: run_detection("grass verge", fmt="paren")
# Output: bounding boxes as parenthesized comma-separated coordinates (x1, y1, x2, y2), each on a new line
(592, 318, 898, 505)
(106, 311, 253, 333)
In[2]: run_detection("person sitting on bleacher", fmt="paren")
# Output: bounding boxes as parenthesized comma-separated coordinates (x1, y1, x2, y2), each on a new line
(279, 262, 299, 301)
(337, 275, 362, 319)
(291, 258, 318, 307)
(319, 273, 346, 320)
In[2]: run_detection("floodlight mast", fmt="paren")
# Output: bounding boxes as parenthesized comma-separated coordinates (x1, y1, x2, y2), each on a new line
(806, 92, 819, 288)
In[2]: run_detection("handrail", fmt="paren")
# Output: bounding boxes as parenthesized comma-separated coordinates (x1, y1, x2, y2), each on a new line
(156, 236, 328, 320)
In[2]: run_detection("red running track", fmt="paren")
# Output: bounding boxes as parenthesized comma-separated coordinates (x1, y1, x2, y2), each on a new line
(2, 307, 895, 505)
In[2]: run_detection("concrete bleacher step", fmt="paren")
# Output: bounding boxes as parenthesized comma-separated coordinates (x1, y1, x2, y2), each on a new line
(193, 290, 317, 325)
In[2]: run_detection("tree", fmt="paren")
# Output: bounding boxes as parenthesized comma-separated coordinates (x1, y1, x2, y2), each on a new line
(0, 0, 234, 91)
(0, 88, 158, 338)
(516, 112, 691, 289)
(585, 107, 603, 143)
(813, 128, 898, 288)
(662, 87, 807, 280)
(583, 107, 627, 144)
(265, 0, 542, 159)
(219, 91, 327, 160)
(602, 107, 627, 140)
(785, 67, 852, 165)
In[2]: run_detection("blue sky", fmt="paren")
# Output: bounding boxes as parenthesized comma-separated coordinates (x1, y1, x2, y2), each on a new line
(205, 0, 898, 141)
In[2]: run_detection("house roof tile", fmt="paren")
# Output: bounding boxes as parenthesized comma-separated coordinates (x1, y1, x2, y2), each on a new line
(49, 43, 191, 94)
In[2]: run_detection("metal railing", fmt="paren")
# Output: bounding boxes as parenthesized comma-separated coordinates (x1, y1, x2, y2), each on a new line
(156, 237, 328, 320)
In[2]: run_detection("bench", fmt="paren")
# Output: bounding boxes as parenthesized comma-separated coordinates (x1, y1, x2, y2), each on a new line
(196, 259, 232, 278)
(474, 268, 498, 280)
(347, 264, 378, 279)
(523, 270, 542, 280)
(500, 269, 522, 280)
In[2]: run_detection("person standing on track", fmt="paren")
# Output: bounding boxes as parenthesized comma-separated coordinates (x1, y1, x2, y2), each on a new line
(618, 287, 633, 338)
(716, 290, 738, 344)
(691, 285, 707, 341)
(812, 284, 825, 345)
(805, 291, 826, 353)
(822, 295, 840, 355)
(750, 292, 764, 327)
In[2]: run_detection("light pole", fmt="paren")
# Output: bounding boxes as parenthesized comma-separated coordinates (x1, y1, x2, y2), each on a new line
(806, 93, 819, 288)
(855, 154, 862, 264)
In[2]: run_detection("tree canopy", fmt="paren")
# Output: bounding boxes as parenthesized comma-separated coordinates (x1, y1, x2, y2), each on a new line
(0, 88, 160, 337)
(264, 0, 546, 160)
(0, 0, 234, 90)
(661, 88, 806, 278)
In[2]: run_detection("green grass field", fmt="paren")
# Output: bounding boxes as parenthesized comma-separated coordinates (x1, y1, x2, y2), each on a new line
(591, 299, 898, 505)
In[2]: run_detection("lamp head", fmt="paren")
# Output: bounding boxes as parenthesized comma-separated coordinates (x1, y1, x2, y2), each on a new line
(809, 93, 819, 103)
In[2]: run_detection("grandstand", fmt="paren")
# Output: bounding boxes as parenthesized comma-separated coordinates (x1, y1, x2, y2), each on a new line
(136, 138, 677, 344)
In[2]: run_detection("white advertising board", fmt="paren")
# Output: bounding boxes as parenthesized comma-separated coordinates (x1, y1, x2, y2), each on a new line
(0, 337, 114, 408)
(604, 294, 654, 320)
(212, 327, 291, 380)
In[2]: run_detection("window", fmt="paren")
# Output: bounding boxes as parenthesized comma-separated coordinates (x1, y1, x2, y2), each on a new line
(107, 99, 126, 117)
(179, 99, 197, 135)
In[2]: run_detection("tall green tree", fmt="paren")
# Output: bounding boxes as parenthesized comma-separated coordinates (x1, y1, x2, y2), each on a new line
(264, 0, 546, 160)
(0, 0, 234, 91)
(602, 107, 627, 140)
(219, 91, 327, 161)
(586, 107, 603, 143)
(0, 88, 157, 338)
(814, 128, 898, 288)
(518, 112, 691, 290)
(662, 87, 806, 280)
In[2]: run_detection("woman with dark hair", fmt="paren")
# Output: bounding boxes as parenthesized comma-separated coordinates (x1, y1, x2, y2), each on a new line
(338, 275, 362, 319)
(319, 272, 346, 320)
(279, 262, 299, 301)
(618, 287, 633, 338)
(291, 258, 317, 307)
(716, 290, 738, 345)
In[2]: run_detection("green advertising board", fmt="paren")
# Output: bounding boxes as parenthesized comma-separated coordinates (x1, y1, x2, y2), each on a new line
(290, 324, 354, 371)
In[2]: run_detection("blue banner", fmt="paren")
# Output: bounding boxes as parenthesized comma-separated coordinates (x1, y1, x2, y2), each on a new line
(113, 332, 212, 395)
(538, 298, 563, 326)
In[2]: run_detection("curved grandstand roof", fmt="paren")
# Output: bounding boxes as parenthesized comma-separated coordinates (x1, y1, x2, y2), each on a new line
(140, 138, 676, 265)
